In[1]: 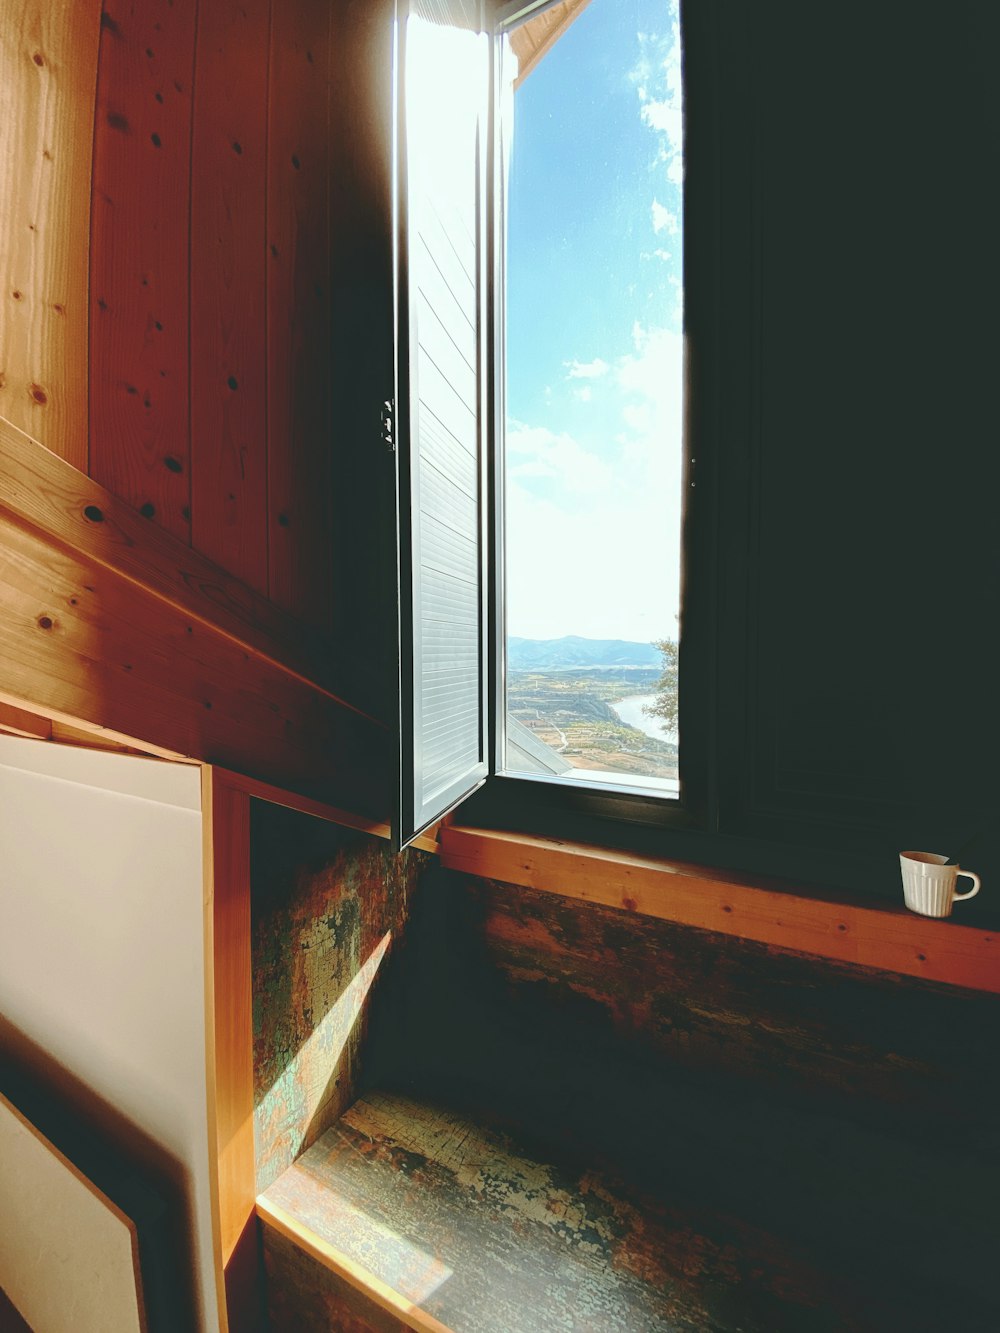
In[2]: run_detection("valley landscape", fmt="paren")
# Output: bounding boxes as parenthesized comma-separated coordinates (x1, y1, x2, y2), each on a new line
(507, 637, 678, 781)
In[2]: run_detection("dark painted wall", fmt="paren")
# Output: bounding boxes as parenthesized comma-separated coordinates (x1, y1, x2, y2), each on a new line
(690, 0, 1000, 870)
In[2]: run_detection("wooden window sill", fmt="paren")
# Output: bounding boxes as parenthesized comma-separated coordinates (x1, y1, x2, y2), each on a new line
(438, 824, 999, 994)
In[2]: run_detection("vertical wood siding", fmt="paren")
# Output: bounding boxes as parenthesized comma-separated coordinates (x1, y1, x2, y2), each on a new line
(190, 0, 270, 594)
(265, 0, 334, 632)
(89, 0, 197, 543)
(0, 2, 100, 469)
(2, 0, 349, 644)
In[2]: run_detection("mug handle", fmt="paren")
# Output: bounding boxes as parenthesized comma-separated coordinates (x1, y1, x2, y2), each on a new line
(954, 870, 981, 902)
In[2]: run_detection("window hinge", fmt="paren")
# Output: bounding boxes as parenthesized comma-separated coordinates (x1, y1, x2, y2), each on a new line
(380, 399, 396, 453)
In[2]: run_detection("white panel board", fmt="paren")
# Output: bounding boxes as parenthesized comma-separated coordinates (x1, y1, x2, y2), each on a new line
(0, 1094, 144, 1333)
(0, 738, 215, 1330)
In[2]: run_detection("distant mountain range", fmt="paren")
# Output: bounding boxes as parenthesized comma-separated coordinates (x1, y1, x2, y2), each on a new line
(508, 635, 662, 670)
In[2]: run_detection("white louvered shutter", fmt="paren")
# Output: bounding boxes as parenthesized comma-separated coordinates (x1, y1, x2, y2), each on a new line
(394, 0, 490, 846)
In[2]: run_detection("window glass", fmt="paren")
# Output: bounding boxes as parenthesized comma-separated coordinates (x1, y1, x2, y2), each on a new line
(502, 0, 683, 794)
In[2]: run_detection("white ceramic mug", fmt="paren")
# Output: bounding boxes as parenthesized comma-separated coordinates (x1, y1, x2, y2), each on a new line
(899, 851, 981, 918)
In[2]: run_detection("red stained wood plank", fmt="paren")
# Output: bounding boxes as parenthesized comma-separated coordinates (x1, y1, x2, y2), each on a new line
(89, 0, 197, 541)
(266, 0, 334, 632)
(0, 1, 100, 469)
(190, 0, 270, 593)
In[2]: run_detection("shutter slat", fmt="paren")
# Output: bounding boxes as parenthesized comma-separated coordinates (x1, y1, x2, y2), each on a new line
(395, 0, 489, 847)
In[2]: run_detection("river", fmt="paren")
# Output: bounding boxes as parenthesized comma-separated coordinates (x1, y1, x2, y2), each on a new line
(611, 694, 677, 746)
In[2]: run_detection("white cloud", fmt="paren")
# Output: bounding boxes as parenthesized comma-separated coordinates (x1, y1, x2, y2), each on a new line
(505, 326, 686, 641)
(617, 324, 684, 422)
(505, 471, 681, 640)
(633, 5, 684, 198)
(651, 200, 678, 235)
(575, 386, 592, 403)
(506, 422, 611, 495)
(564, 357, 610, 380)
(642, 98, 682, 149)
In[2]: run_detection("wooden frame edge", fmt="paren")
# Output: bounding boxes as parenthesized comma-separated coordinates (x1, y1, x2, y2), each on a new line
(202, 766, 442, 1331)
(256, 1196, 453, 1333)
(0, 689, 192, 762)
(202, 766, 254, 1333)
(214, 767, 441, 852)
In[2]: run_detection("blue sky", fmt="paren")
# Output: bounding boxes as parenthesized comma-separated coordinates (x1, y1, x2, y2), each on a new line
(504, 0, 683, 642)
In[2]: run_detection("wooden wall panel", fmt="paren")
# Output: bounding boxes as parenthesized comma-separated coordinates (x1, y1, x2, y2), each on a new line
(0, 416, 333, 684)
(89, 0, 197, 542)
(266, 0, 334, 632)
(0, 0, 99, 468)
(326, 0, 396, 725)
(2, 0, 388, 711)
(190, 0, 270, 594)
(0, 0, 397, 768)
(0, 502, 391, 815)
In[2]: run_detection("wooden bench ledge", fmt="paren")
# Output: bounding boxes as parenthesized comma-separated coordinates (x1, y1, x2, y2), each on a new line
(439, 824, 1000, 994)
(256, 1092, 866, 1333)
(256, 1089, 1000, 1331)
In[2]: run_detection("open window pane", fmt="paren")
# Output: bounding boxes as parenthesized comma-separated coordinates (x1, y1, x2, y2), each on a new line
(501, 0, 683, 795)
(395, 0, 490, 847)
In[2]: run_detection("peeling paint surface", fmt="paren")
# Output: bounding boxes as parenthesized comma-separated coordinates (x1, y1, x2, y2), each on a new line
(261, 1091, 882, 1333)
(355, 870, 1000, 1330)
(253, 850, 1000, 1330)
(251, 801, 429, 1191)
(462, 874, 1000, 1125)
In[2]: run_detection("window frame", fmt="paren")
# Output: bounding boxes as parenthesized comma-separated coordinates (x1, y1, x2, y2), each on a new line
(392, 0, 493, 849)
(481, 0, 715, 838)
(466, 0, 900, 900)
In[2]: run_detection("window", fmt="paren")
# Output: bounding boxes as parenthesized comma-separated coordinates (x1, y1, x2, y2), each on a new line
(393, 0, 491, 848)
(392, 0, 999, 905)
(499, 0, 683, 798)
(394, 0, 689, 847)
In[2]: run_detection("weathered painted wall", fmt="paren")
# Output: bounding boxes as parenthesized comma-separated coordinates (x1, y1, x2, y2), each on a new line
(359, 870, 1000, 1328)
(369, 868, 1000, 1134)
(260, 1089, 905, 1333)
(461, 875, 1000, 1125)
(250, 801, 431, 1192)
